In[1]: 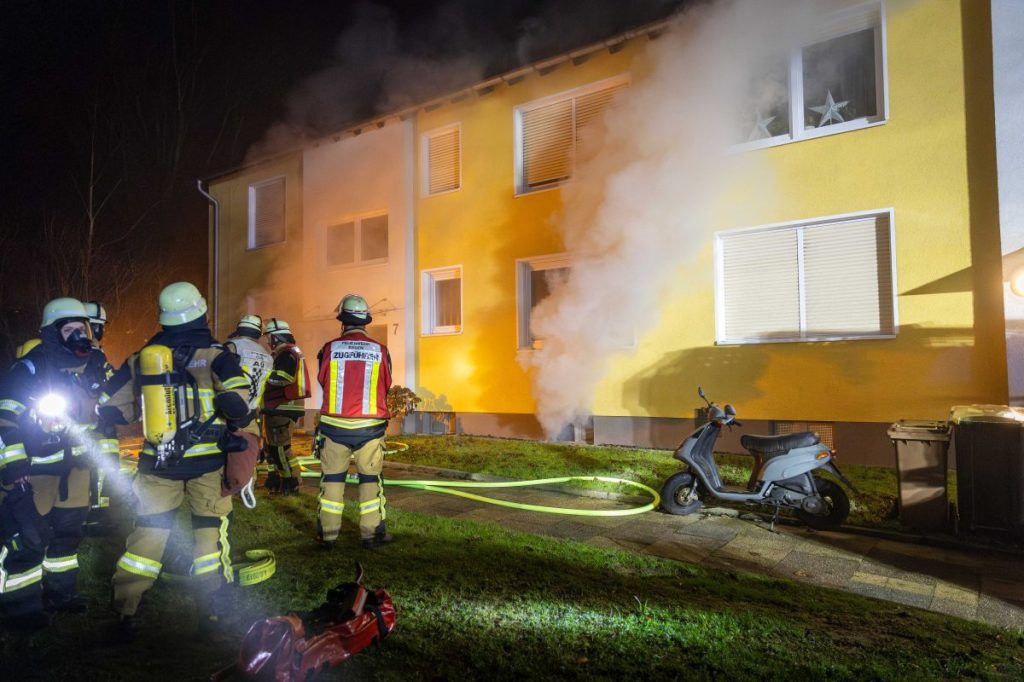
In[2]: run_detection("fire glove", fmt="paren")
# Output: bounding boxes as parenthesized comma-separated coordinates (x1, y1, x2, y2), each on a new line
(0, 482, 52, 554)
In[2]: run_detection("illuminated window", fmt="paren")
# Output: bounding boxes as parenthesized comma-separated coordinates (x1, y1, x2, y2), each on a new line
(514, 75, 628, 194)
(736, 2, 885, 148)
(423, 124, 461, 196)
(715, 210, 895, 344)
(323, 213, 388, 268)
(248, 177, 285, 249)
(422, 266, 462, 335)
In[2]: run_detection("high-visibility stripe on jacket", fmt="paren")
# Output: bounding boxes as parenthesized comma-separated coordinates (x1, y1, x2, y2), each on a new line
(264, 343, 310, 412)
(317, 330, 392, 420)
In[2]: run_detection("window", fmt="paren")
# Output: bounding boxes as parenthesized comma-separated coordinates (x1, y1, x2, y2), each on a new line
(422, 124, 461, 195)
(515, 76, 628, 194)
(517, 255, 570, 349)
(737, 2, 885, 148)
(323, 213, 389, 268)
(422, 266, 462, 335)
(715, 210, 895, 344)
(248, 177, 286, 249)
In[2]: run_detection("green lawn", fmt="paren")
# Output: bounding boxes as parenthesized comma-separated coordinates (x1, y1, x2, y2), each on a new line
(297, 433, 950, 530)
(3, 489, 1022, 681)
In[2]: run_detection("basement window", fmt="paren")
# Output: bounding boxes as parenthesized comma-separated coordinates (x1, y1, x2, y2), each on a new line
(735, 1, 886, 149)
(422, 266, 462, 335)
(422, 124, 461, 196)
(514, 75, 629, 195)
(248, 177, 286, 249)
(715, 210, 896, 344)
(324, 213, 388, 268)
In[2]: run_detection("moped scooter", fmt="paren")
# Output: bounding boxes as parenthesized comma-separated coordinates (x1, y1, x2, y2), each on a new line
(660, 388, 857, 529)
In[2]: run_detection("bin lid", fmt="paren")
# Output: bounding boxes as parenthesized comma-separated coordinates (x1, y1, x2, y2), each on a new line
(887, 420, 950, 440)
(948, 404, 1024, 424)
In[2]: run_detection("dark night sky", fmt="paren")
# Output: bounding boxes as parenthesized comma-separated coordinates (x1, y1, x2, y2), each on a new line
(0, 0, 684, 359)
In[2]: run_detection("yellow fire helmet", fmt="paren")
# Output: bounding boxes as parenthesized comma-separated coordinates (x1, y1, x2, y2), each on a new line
(337, 294, 371, 324)
(40, 297, 89, 329)
(264, 318, 291, 336)
(238, 314, 263, 333)
(158, 282, 208, 326)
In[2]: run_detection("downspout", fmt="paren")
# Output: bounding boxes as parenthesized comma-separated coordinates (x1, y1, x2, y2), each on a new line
(196, 179, 220, 337)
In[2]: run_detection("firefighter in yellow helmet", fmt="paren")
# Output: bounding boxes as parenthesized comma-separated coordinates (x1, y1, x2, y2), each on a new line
(314, 294, 393, 550)
(0, 297, 111, 628)
(261, 318, 310, 495)
(225, 315, 273, 429)
(98, 282, 252, 638)
(82, 300, 118, 532)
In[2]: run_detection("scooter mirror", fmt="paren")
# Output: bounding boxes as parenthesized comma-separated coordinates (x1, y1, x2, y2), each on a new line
(724, 404, 736, 417)
(697, 386, 705, 400)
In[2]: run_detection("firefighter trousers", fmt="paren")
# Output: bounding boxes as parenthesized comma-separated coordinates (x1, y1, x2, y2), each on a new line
(0, 467, 90, 617)
(263, 414, 300, 480)
(318, 436, 386, 541)
(111, 468, 233, 617)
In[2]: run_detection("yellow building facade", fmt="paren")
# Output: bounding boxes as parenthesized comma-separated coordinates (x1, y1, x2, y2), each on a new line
(211, 0, 1014, 465)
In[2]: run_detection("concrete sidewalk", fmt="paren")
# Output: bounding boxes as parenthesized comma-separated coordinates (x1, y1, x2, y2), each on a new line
(361, 464, 1024, 631)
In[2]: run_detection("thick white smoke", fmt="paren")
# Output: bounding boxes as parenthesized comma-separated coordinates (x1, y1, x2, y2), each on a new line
(522, 0, 825, 436)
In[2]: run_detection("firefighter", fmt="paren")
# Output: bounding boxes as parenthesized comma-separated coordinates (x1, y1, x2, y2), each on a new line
(82, 300, 118, 531)
(0, 297, 111, 628)
(314, 294, 393, 550)
(262, 318, 310, 495)
(98, 282, 252, 638)
(225, 314, 273, 437)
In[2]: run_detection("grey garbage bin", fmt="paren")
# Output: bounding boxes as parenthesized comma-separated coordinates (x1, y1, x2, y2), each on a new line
(949, 405, 1024, 538)
(887, 421, 951, 532)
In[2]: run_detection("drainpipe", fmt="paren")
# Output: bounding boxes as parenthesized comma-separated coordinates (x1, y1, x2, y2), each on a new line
(196, 179, 220, 337)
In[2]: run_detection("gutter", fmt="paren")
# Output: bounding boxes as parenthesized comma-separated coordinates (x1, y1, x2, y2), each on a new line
(196, 179, 220, 337)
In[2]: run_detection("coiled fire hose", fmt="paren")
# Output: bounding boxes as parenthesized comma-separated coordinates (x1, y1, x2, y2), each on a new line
(159, 549, 277, 587)
(293, 442, 661, 517)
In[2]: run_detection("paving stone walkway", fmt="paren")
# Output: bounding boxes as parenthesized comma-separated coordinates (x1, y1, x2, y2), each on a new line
(360, 463, 1024, 631)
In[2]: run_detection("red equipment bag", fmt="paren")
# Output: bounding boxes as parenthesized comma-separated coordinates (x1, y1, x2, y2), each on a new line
(218, 563, 396, 681)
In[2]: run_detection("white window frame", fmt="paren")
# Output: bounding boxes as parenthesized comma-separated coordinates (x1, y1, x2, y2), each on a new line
(516, 253, 571, 350)
(421, 265, 463, 336)
(247, 176, 286, 250)
(732, 0, 888, 153)
(321, 211, 389, 270)
(421, 123, 462, 197)
(513, 74, 630, 196)
(714, 207, 898, 345)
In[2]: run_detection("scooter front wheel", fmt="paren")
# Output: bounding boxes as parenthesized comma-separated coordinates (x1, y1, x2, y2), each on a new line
(796, 477, 850, 530)
(660, 471, 703, 516)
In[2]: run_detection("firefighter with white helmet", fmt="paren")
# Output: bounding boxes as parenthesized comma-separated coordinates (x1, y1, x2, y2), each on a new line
(0, 297, 112, 628)
(81, 300, 118, 531)
(314, 294, 393, 550)
(261, 318, 310, 495)
(98, 282, 253, 638)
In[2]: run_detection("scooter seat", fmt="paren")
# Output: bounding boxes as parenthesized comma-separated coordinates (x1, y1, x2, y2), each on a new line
(741, 431, 819, 455)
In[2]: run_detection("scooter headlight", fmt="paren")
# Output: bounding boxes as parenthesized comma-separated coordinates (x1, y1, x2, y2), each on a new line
(38, 393, 68, 419)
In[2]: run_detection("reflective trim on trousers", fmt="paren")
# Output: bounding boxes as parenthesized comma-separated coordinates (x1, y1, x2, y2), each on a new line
(192, 551, 222, 576)
(43, 555, 79, 573)
(0, 549, 43, 594)
(319, 499, 345, 515)
(117, 552, 162, 579)
(98, 439, 119, 456)
(359, 499, 381, 515)
(218, 516, 233, 584)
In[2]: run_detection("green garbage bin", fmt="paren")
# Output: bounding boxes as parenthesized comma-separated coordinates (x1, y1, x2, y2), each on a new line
(949, 405, 1024, 538)
(887, 420, 951, 532)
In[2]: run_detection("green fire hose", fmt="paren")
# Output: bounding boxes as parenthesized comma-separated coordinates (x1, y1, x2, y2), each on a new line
(294, 443, 661, 517)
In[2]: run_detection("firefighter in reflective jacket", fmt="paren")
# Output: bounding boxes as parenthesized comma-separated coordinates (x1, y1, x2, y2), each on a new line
(0, 298, 112, 628)
(262, 318, 310, 495)
(98, 282, 252, 638)
(225, 315, 272, 439)
(82, 300, 118, 528)
(315, 294, 393, 550)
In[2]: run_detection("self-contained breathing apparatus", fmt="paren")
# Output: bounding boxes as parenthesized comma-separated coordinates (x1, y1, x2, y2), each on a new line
(139, 344, 225, 470)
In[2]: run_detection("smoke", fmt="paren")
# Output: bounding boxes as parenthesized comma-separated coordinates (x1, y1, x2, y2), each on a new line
(245, 1, 689, 163)
(522, 0, 826, 436)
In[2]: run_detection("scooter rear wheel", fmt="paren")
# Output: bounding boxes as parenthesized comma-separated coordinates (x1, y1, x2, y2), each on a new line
(660, 471, 703, 516)
(796, 477, 850, 530)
